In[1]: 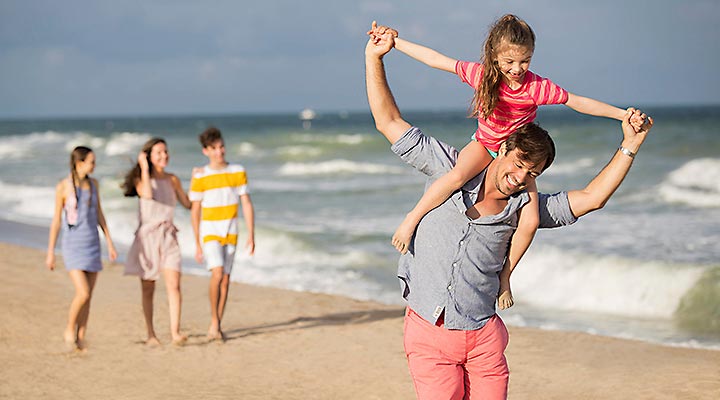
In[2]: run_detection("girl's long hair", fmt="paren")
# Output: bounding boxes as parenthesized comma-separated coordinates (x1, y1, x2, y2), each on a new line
(470, 14, 536, 119)
(70, 146, 93, 203)
(121, 137, 166, 197)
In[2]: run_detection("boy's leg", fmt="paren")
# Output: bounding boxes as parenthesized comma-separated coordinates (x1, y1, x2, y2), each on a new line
(217, 273, 231, 325)
(216, 244, 236, 336)
(141, 279, 160, 345)
(204, 240, 226, 340)
(393, 140, 492, 254)
(208, 266, 224, 339)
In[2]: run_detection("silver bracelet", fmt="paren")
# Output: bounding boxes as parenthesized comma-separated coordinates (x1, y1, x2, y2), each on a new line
(618, 146, 636, 159)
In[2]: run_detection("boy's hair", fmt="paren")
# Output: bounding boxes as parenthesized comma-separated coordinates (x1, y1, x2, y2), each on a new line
(503, 122, 555, 172)
(199, 126, 223, 148)
(470, 14, 536, 119)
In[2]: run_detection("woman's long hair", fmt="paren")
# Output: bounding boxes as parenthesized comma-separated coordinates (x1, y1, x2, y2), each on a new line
(470, 14, 536, 119)
(121, 137, 166, 197)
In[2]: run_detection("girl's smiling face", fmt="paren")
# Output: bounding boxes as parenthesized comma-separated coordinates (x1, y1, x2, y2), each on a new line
(494, 44, 533, 87)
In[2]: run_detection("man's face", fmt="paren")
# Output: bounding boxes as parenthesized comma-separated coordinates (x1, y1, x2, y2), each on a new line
(492, 147, 545, 196)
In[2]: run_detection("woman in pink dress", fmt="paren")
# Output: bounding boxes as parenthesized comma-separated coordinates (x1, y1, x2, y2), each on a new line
(122, 138, 191, 346)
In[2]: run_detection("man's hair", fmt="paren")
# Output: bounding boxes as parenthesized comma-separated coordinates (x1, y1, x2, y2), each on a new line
(503, 122, 555, 172)
(199, 126, 223, 148)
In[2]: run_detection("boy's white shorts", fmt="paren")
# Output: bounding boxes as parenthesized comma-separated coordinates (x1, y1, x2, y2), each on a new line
(203, 241, 236, 274)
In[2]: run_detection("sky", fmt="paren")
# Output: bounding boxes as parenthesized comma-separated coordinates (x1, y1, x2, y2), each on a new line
(1, 0, 718, 118)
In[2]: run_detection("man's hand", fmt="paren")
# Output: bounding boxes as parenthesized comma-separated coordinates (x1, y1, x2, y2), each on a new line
(621, 108, 653, 153)
(365, 21, 395, 59)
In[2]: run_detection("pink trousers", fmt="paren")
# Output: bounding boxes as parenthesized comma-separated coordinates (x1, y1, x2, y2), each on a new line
(403, 308, 509, 400)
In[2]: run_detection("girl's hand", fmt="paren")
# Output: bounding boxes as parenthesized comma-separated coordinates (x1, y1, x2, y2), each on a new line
(45, 252, 56, 270)
(367, 21, 398, 44)
(626, 107, 647, 133)
(137, 151, 149, 171)
(107, 243, 118, 262)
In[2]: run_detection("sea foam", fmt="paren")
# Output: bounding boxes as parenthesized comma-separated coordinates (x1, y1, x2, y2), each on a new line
(0, 181, 56, 221)
(104, 132, 152, 156)
(659, 158, 720, 208)
(0, 131, 68, 159)
(278, 159, 405, 176)
(512, 246, 706, 319)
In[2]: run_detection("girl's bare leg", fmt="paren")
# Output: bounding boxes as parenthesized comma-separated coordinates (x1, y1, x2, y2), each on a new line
(392, 140, 492, 254)
(75, 271, 98, 349)
(498, 179, 540, 310)
(141, 279, 160, 345)
(163, 268, 186, 344)
(66, 270, 95, 349)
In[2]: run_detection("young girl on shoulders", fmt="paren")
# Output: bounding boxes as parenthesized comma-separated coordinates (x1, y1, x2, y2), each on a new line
(122, 137, 192, 346)
(369, 16, 644, 309)
(46, 146, 117, 351)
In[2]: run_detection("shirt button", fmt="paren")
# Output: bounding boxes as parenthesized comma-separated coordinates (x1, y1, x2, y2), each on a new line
(452, 263, 457, 267)
(447, 285, 452, 290)
(459, 240, 464, 245)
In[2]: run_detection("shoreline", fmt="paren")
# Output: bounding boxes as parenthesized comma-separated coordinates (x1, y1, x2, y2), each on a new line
(2, 242, 720, 399)
(6, 215, 719, 351)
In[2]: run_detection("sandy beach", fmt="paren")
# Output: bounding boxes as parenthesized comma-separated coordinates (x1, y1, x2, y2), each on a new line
(1, 242, 718, 400)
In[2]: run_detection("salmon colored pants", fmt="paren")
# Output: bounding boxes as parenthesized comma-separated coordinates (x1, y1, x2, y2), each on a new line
(403, 308, 509, 400)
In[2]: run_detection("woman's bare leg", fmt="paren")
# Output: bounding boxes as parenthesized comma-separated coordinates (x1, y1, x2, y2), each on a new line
(141, 279, 160, 345)
(162, 268, 186, 344)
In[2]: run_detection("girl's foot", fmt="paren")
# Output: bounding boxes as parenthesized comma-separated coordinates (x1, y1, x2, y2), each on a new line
(392, 218, 416, 254)
(497, 289, 514, 310)
(145, 336, 161, 347)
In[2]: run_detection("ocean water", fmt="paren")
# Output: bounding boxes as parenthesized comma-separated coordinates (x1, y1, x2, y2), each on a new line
(1, 106, 719, 349)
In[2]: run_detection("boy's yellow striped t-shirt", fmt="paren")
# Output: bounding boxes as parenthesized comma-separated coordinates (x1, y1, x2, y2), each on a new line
(189, 164, 248, 246)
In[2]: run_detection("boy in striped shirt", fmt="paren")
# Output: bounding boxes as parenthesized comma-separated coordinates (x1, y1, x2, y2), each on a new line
(189, 126, 255, 341)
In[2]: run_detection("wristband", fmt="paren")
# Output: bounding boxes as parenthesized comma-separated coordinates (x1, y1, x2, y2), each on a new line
(619, 146, 636, 159)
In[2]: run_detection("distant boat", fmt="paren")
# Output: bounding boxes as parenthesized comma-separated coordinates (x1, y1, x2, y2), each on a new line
(299, 108, 316, 129)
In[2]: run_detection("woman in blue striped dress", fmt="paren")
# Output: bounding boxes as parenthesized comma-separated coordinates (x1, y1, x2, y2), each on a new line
(46, 146, 117, 351)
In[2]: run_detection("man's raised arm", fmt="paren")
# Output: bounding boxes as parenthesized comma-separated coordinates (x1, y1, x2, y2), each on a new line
(365, 22, 411, 145)
(567, 109, 652, 218)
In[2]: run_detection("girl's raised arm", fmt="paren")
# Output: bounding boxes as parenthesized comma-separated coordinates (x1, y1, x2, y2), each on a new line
(135, 151, 153, 199)
(394, 37, 458, 73)
(368, 22, 457, 73)
(565, 93, 627, 121)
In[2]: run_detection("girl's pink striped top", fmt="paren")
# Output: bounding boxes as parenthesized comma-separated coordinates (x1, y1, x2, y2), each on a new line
(456, 61, 569, 152)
